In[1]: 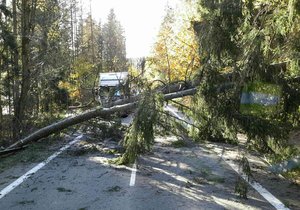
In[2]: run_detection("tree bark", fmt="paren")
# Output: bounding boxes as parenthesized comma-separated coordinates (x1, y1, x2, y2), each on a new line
(4, 88, 197, 150)
(12, 0, 20, 139)
(14, 0, 37, 136)
(0, 90, 2, 140)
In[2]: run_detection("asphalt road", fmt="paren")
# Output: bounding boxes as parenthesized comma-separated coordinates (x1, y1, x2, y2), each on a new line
(0, 133, 278, 210)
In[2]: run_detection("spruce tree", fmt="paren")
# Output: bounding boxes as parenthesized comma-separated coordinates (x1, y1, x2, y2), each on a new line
(102, 9, 127, 72)
(191, 0, 300, 156)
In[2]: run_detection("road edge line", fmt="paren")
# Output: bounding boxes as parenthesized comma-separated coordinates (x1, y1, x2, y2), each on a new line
(213, 148, 290, 210)
(0, 135, 83, 200)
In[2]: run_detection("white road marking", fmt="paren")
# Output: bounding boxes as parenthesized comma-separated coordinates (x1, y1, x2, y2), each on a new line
(0, 135, 83, 200)
(88, 156, 138, 187)
(129, 161, 137, 187)
(213, 147, 290, 210)
(167, 105, 290, 210)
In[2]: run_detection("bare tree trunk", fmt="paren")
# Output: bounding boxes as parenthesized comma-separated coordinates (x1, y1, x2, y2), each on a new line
(12, 0, 20, 139)
(5, 88, 197, 150)
(70, 0, 74, 61)
(15, 0, 31, 136)
(14, 0, 37, 137)
(0, 0, 4, 141)
(89, 0, 95, 64)
(74, 0, 78, 58)
(0, 88, 2, 141)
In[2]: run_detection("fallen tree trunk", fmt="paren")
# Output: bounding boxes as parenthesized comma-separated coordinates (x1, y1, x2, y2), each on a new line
(6, 102, 137, 150)
(4, 88, 197, 151)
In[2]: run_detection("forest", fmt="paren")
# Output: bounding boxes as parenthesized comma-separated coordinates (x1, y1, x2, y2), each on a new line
(0, 0, 300, 185)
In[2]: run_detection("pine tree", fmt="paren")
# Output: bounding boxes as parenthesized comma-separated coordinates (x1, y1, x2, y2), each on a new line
(102, 9, 127, 72)
(191, 0, 300, 155)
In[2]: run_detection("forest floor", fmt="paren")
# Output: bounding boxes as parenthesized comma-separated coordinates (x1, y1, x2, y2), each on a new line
(0, 130, 299, 210)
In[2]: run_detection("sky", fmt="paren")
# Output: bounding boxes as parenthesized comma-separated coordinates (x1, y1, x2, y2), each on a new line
(81, 0, 180, 58)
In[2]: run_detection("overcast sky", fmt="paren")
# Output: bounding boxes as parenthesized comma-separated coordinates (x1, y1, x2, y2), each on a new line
(81, 0, 180, 58)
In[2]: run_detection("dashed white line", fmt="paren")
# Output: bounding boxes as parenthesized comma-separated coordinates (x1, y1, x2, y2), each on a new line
(0, 135, 83, 200)
(129, 161, 137, 187)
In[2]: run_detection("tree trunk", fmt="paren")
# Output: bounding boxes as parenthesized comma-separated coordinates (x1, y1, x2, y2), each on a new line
(18, 0, 31, 132)
(12, 0, 20, 139)
(14, 0, 37, 137)
(0, 91, 2, 141)
(5, 88, 197, 150)
(0, 0, 4, 141)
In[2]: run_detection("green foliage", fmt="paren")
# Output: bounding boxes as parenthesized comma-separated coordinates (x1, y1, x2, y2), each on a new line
(282, 167, 300, 184)
(240, 104, 278, 118)
(150, 3, 200, 83)
(116, 91, 163, 164)
(171, 139, 188, 148)
(102, 9, 127, 72)
(189, 84, 239, 144)
(234, 156, 252, 199)
(267, 139, 299, 163)
(239, 156, 252, 181)
(240, 81, 282, 118)
(235, 177, 248, 199)
(190, 0, 300, 158)
(243, 82, 282, 95)
(84, 118, 123, 140)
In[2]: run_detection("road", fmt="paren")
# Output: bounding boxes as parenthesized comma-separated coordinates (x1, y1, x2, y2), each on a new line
(0, 133, 282, 210)
(0, 109, 296, 210)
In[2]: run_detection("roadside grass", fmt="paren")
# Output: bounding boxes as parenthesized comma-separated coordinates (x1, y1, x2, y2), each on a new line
(0, 134, 64, 173)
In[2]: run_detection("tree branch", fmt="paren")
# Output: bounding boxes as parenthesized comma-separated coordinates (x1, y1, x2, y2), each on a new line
(3, 87, 198, 151)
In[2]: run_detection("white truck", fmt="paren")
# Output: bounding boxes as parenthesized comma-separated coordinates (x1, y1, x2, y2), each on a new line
(98, 72, 129, 106)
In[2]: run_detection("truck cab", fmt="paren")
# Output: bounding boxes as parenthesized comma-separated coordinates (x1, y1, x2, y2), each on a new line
(98, 72, 129, 106)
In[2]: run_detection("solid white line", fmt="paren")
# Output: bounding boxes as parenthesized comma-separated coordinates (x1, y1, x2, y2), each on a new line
(167, 105, 290, 210)
(213, 148, 290, 210)
(0, 135, 83, 200)
(129, 161, 137, 187)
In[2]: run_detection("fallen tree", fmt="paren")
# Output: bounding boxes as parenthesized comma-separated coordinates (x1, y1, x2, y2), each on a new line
(3, 88, 197, 152)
